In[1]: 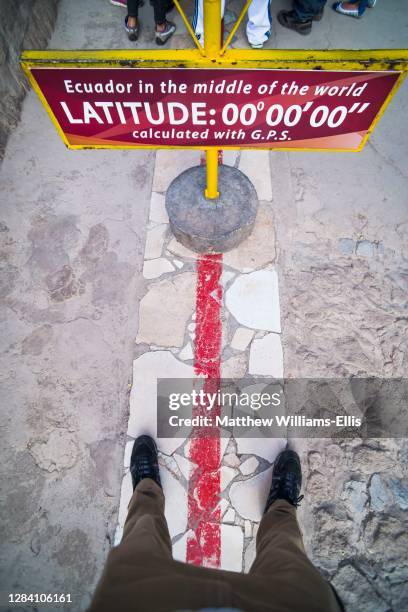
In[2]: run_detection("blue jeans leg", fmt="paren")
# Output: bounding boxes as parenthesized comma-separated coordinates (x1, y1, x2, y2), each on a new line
(292, 0, 327, 20)
(356, 0, 369, 15)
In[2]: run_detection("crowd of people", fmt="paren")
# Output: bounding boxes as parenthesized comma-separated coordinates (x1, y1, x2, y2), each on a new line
(110, 0, 377, 47)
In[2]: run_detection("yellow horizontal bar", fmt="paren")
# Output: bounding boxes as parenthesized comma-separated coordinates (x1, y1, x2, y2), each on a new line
(21, 48, 408, 71)
(57, 144, 365, 152)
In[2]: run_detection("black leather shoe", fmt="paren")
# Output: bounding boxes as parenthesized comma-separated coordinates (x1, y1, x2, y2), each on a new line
(130, 435, 162, 491)
(277, 10, 313, 35)
(265, 449, 304, 512)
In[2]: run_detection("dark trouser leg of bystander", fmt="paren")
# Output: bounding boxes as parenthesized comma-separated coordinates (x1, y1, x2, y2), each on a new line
(151, 0, 167, 24)
(127, 0, 139, 17)
(293, 0, 327, 20)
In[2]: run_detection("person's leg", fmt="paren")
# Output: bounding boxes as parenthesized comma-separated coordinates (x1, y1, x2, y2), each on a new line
(90, 437, 236, 611)
(90, 437, 174, 610)
(193, 0, 225, 45)
(193, 0, 204, 41)
(292, 0, 327, 20)
(246, 0, 272, 48)
(119, 435, 171, 558)
(278, 0, 326, 34)
(90, 478, 174, 611)
(240, 450, 344, 612)
(126, 0, 139, 39)
(127, 0, 139, 19)
(122, 478, 172, 557)
(151, 0, 176, 44)
(249, 500, 342, 611)
(151, 0, 167, 26)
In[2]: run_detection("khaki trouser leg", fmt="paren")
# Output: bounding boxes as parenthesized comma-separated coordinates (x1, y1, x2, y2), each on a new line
(90, 482, 342, 612)
(89, 478, 233, 612)
(121, 477, 173, 559)
(241, 500, 342, 612)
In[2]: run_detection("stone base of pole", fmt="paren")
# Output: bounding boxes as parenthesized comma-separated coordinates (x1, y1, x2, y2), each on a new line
(165, 164, 259, 254)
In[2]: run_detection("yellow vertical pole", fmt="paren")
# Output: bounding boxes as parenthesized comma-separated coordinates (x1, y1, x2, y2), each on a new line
(204, 0, 221, 199)
(204, 0, 222, 59)
(205, 149, 220, 199)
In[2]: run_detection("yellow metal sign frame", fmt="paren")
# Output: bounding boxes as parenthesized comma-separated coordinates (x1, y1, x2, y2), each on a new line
(20, 0, 408, 198)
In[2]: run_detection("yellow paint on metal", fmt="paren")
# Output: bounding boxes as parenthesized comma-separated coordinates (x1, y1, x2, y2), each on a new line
(203, 0, 222, 198)
(205, 149, 220, 199)
(204, 0, 222, 59)
(220, 0, 252, 56)
(172, 0, 205, 55)
(21, 48, 408, 71)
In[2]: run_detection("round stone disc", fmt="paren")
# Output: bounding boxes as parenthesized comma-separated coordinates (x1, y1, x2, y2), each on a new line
(165, 164, 259, 254)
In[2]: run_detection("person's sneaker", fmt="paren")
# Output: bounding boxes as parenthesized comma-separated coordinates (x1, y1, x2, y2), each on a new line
(332, 2, 360, 17)
(332, 1, 376, 17)
(130, 435, 162, 490)
(155, 20, 176, 45)
(125, 15, 139, 41)
(277, 10, 313, 35)
(265, 449, 304, 512)
(250, 42, 264, 49)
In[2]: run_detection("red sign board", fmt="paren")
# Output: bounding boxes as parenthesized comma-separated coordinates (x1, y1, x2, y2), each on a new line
(30, 67, 399, 151)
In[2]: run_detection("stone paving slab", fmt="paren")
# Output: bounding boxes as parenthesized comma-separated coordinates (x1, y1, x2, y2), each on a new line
(115, 149, 286, 571)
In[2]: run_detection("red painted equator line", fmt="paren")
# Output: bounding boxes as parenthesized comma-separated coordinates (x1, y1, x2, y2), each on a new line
(186, 253, 223, 567)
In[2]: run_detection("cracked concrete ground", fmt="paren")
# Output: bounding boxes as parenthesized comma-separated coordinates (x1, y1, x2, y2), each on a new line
(268, 102, 408, 608)
(0, 1, 158, 609)
(1, 0, 408, 611)
(264, 5, 408, 607)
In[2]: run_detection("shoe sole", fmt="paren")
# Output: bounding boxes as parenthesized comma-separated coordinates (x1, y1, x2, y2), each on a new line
(281, 24, 312, 35)
(111, 0, 127, 7)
